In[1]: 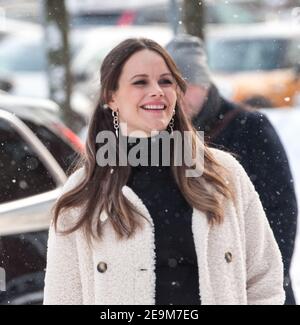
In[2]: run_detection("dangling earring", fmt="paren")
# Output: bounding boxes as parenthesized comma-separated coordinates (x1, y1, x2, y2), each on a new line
(112, 110, 119, 138)
(168, 109, 175, 135)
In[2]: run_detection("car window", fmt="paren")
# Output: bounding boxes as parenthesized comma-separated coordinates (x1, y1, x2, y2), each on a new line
(207, 38, 288, 72)
(135, 6, 169, 25)
(71, 13, 122, 27)
(286, 38, 300, 67)
(23, 120, 78, 173)
(0, 37, 46, 73)
(0, 118, 56, 204)
(206, 3, 262, 24)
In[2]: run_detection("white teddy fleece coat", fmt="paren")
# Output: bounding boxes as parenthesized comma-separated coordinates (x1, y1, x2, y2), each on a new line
(43, 149, 285, 305)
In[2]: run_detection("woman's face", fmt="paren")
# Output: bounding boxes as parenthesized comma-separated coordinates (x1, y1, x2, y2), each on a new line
(109, 49, 177, 137)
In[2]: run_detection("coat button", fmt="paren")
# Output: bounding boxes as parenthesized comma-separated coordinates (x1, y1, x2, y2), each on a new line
(225, 252, 233, 263)
(97, 262, 107, 273)
(168, 258, 178, 268)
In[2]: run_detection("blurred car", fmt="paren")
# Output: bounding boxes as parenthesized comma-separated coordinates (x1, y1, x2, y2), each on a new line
(0, 28, 48, 98)
(0, 18, 38, 43)
(0, 25, 94, 120)
(3, 0, 264, 26)
(206, 22, 300, 108)
(0, 95, 83, 304)
(0, 19, 40, 94)
(0, 1, 37, 24)
(67, 0, 264, 28)
(0, 93, 84, 169)
(72, 25, 173, 105)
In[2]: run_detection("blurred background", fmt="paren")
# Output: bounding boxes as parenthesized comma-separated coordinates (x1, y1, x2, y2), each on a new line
(0, 0, 299, 304)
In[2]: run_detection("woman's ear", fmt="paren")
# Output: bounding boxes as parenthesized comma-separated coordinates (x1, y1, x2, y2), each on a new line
(108, 92, 118, 112)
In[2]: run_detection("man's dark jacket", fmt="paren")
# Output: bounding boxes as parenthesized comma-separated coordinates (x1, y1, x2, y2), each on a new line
(193, 85, 298, 304)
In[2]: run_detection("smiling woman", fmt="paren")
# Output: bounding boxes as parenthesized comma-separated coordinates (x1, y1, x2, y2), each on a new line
(43, 38, 284, 305)
(108, 49, 177, 137)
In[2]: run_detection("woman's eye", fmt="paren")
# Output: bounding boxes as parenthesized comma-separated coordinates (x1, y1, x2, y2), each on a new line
(133, 79, 173, 86)
(159, 79, 173, 85)
(133, 80, 147, 85)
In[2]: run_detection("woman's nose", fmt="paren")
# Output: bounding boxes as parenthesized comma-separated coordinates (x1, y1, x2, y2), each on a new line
(149, 82, 164, 97)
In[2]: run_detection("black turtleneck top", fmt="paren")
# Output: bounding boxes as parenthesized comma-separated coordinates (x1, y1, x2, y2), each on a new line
(125, 134, 201, 305)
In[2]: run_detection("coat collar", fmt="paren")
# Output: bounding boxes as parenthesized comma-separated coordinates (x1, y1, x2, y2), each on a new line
(121, 185, 154, 225)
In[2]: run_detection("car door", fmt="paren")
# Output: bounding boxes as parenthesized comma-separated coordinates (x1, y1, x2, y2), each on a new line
(0, 110, 67, 304)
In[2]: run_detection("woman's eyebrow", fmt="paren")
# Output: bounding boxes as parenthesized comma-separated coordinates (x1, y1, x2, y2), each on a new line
(130, 73, 172, 81)
(160, 73, 173, 77)
(130, 74, 148, 81)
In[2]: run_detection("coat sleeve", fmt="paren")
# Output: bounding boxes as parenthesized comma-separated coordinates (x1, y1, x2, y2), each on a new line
(235, 158, 285, 305)
(43, 168, 85, 305)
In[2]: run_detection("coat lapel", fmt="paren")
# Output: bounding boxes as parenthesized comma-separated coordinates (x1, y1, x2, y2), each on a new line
(121, 185, 156, 304)
(122, 185, 213, 304)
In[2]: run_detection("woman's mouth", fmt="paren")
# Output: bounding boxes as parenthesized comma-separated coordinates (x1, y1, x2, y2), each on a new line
(140, 104, 166, 111)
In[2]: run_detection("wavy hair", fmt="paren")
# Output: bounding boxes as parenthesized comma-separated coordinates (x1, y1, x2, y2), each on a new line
(53, 38, 233, 241)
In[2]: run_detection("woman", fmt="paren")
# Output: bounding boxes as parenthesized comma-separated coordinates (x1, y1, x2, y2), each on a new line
(43, 38, 284, 305)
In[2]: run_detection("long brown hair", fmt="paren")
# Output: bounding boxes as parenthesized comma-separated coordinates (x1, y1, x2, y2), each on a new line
(53, 38, 233, 241)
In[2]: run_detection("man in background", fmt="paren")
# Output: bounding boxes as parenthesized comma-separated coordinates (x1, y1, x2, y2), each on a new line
(166, 34, 298, 304)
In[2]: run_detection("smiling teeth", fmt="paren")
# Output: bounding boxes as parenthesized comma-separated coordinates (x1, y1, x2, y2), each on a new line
(143, 105, 165, 110)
